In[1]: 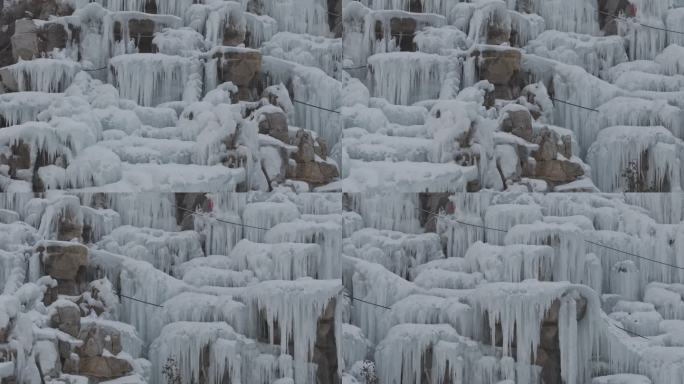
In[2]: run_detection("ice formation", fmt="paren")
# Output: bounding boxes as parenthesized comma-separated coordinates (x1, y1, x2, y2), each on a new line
(0, 191, 343, 383)
(0, 0, 342, 193)
(340, 0, 684, 193)
(342, 192, 684, 384)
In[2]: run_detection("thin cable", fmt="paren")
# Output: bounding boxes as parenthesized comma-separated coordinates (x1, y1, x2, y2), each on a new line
(83, 66, 108, 72)
(172, 204, 272, 231)
(343, 292, 392, 310)
(292, 99, 340, 114)
(417, 207, 684, 271)
(548, 96, 599, 113)
(346, 291, 653, 339)
(607, 320, 651, 340)
(585, 239, 684, 270)
(343, 65, 368, 70)
(113, 289, 164, 308)
(597, 9, 684, 35)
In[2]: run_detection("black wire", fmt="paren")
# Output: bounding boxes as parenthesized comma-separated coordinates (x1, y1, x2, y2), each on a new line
(292, 99, 340, 114)
(585, 239, 684, 270)
(83, 66, 109, 72)
(343, 292, 392, 310)
(113, 289, 164, 308)
(610, 321, 651, 340)
(172, 204, 272, 231)
(597, 9, 684, 35)
(416, 207, 684, 271)
(549, 97, 599, 113)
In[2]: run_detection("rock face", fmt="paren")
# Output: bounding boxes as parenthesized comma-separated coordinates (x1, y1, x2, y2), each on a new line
(214, 49, 262, 101)
(532, 159, 584, 185)
(258, 111, 289, 143)
(38, 242, 88, 295)
(0, 0, 74, 67)
(535, 295, 588, 384)
(374, 17, 417, 52)
(476, 47, 523, 99)
(289, 129, 339, 186)
(114, 19, 157, 53)
(500, 108, 533, 142)
(76, 323, 123, 358)
(483, 294, 588, 384)
(39, 243, 89, 281)
(314, 299, 340, 384)
(49, 302, 81, 338)
(78, 356, 133, 379)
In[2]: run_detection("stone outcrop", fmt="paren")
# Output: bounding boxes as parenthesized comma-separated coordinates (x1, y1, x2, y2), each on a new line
(500, 108, 533, 142)
(258, 110, 289, 143)
(288, 129, 339, 186)
(75, 355, 133, 379)
(38, 242, 88, 295)
(476, 47, 523, 100)
(314, 299, 340, 384)
(0, 0, 74, 67)
(49, 301, 81, 338)
(213, 48, 262, 101)
(76, 323, 123, 358)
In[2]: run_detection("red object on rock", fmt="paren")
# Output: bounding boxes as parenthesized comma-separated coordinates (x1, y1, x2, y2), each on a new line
(207, 198, 213, 212)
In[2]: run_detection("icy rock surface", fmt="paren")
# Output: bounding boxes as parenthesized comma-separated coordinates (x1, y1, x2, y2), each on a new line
(0, 0, 342, 193)
(342, 192, 684, 384)
(0, 191, 342, 384)
(341, 0, 684, 193)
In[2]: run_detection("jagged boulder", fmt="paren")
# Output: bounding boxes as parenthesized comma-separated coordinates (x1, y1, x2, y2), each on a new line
(76, 324, 123, 358)
(49, 300, 81, 338)
(214, 48, 262, 101)
(289, 129, 338, 186)
(533, 127, 560, 162)
(500, 107, 533, 141)
(78, 356, 132, 379)
(38, 242, 89, 281)
(532, 159, 584, 185)
(314, 299, 340, 384)
(258, 110, 289, 143)
(476, 47, 523, 99)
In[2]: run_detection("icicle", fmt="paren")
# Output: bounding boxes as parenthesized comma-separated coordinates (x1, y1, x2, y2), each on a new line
(504, 222, 586, 283)
(265, 219, 341, 279)
(241, 279, 342, 384)
(110, 54, 196, 107)
(367, 52, 453, 105)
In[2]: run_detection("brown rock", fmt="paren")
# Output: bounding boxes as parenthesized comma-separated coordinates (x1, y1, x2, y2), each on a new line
(534, 159, 583, 184)
(49, 302, 81, 338)
(79, 355, 132, 379)
(215, 49, 262, 101)
(500, 108, 533, 141)
(116, 19, 156, 53)
(315, 137, 328, 160)
(62, 354, 79, 374)
(258, 111, 289, 143)
(76, 323, 123, 358)
(560, 135, 572, 159)
(294, 129, 316, 163)
(38, 242, 89, 281)
(11, 19, 40, 61)
(533, 127, 559, 162)
(0, 323, 9, 343)
(314, 299, 340, 384)
(37, 21, 70, 53)
(477, 48, 522, 99)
